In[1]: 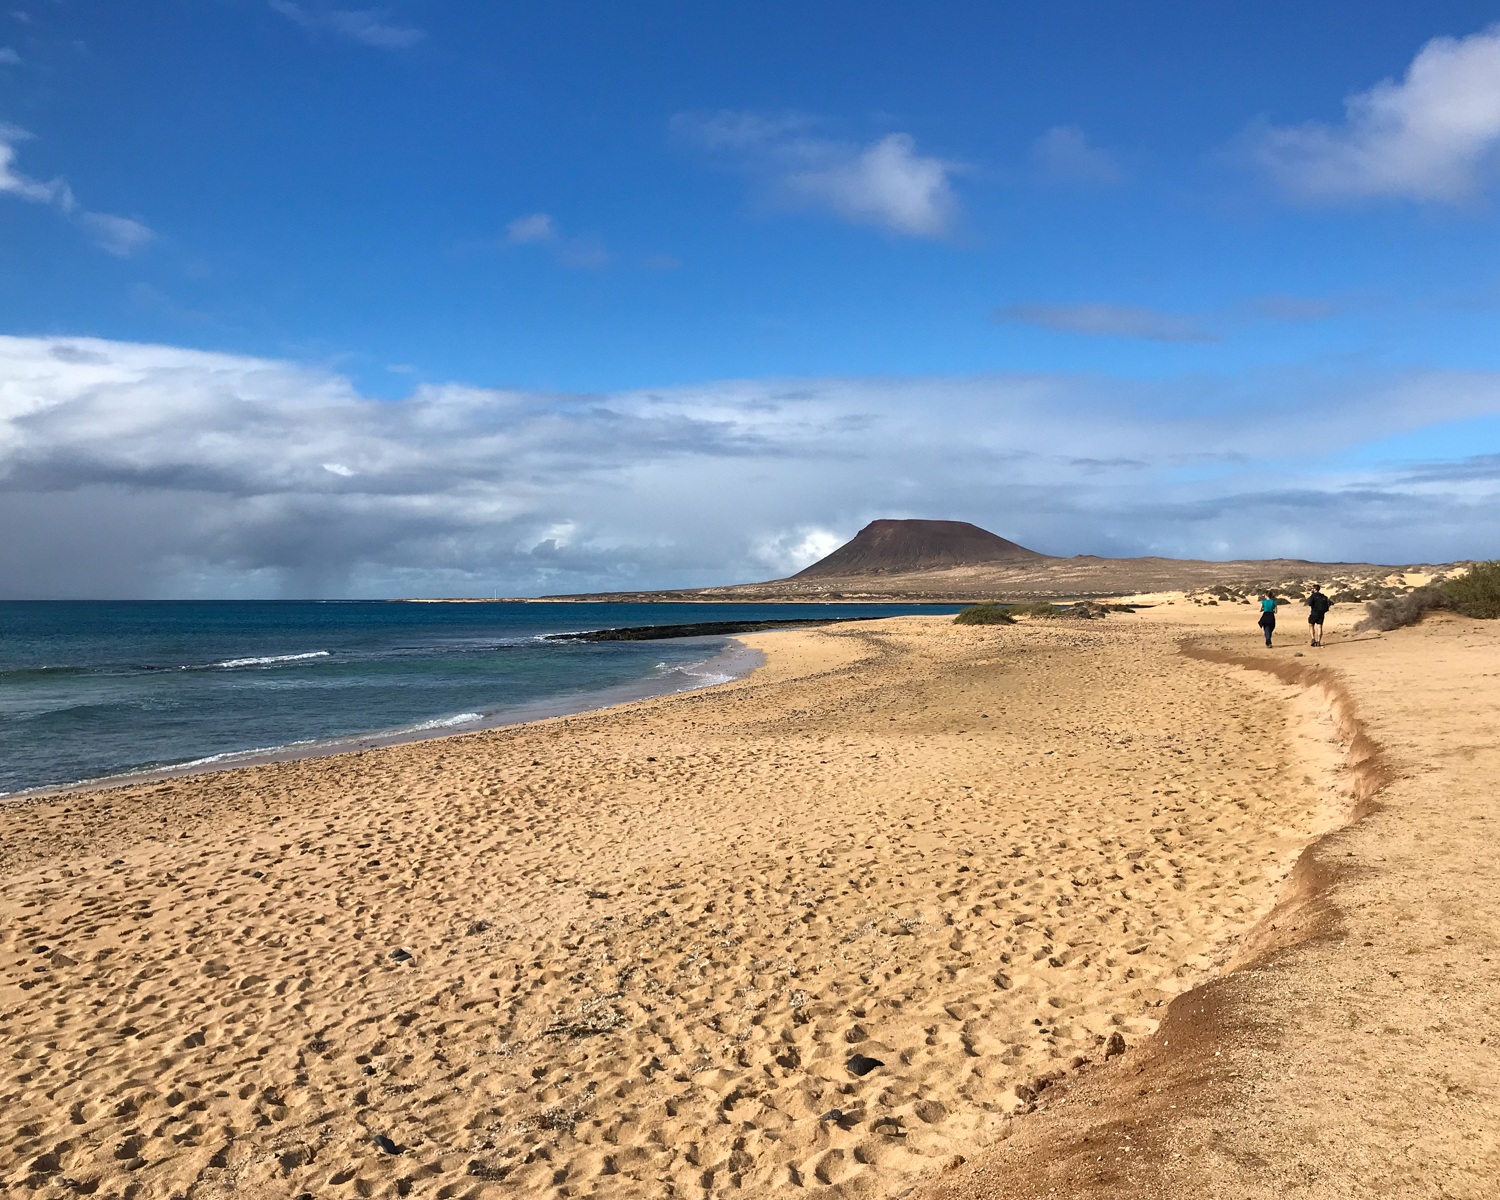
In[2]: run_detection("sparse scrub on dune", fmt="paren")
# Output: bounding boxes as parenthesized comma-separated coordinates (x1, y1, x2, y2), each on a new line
(1062, 601, 1136, 618)
(1354, 561, 1500, 631)
(953, 603, 1016, 625)
(1354, 587, 1454, 632)
(955, 600, 1135, 625)
(1009, 601, 1064, 618)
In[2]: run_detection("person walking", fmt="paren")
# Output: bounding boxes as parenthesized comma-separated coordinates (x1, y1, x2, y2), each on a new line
(1306, 583, 1332, 647)
(1257, 591, 1278, 647)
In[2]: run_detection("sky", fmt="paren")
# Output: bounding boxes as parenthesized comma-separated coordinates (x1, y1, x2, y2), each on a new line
(3, 1, 1500, 598)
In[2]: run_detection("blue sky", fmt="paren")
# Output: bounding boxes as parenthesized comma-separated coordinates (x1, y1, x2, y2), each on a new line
(3, 2, 1500, 596)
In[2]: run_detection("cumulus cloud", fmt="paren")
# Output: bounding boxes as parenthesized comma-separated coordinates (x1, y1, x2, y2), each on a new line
(0, 126, 154, 255)
(0, 47, 20, 66)
(674, 111, 960, 238)
(1031, 126, 1121, 184)
(3, 335, 1500, 598)
(1251, 22, 1500, 203)
(751, 526, 846, 576)
(269, 2, 424, 49)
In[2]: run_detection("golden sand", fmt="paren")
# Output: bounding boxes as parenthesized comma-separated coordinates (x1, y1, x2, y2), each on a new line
(0, 607, 1445, 1198)
(924, 603, 1500, 1200)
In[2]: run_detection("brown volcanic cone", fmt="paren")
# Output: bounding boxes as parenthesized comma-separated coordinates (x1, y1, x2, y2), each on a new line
(792, 519, 1048, 578)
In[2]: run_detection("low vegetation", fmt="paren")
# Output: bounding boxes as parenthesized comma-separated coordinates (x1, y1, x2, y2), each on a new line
(953, 603, 1016, 625)
(1188, 575, 1432, 609)
(954, 600, 1135, 625)
(1441, 560, 1500, 619)
(1354, 561, 1500, 632)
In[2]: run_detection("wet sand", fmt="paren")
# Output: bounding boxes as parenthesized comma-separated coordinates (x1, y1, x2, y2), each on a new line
(0, 608, 1428, 1198)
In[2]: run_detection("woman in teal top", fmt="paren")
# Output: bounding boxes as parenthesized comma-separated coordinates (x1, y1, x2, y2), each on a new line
(1257, 592, 1278, 647)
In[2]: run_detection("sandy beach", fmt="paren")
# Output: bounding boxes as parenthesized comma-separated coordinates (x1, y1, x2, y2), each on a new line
(2, 605, 1495, 1198)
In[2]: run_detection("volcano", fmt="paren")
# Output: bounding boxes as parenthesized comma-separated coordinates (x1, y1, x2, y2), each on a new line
(791, 519, 1048, 578)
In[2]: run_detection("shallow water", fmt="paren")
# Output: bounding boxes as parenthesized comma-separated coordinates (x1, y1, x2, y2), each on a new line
(0, 600, 957, 794)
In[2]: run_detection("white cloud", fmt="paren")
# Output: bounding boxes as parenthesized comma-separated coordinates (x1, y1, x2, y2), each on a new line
(0, 127, 70, 205)
(997, 303, 1214, 343)
(752, 526, 846, 576)
(79, 212, 154, 257)
(0, 47, 20, 65)
(502, 212, 610, 269)
(3, 335, 1500, 597)
(785, 133, 957, 237)
(0, 126, 154, 256)
(1251, 22, 1500, 203)
(270, 2, 423, 49)
(505, 212, 556, 244)
(675, 112, 960, 238)
(996, 296, 1341, 341)
(1031, 126, 1121, 185)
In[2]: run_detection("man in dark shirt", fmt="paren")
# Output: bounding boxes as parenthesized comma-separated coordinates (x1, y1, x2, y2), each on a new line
(1306, 583, 1332, 646)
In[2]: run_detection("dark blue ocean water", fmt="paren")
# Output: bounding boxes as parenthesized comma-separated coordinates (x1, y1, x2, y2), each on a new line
(0, 601, 958, 795)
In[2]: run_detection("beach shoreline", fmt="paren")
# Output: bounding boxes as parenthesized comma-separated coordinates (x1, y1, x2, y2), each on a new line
(4, 606, 1492, 1197)
(0, 636, 764, 806)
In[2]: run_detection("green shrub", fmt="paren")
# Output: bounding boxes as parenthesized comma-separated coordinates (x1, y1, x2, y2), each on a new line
(1442, 560, 1500, 619)
(954, 603, 1016, 625)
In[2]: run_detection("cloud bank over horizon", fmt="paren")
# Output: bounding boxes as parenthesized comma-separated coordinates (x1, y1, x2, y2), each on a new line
(3, 335, 1499, 600)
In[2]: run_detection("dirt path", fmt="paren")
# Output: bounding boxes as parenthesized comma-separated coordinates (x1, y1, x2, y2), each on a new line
(924, 607, 1500, 1200)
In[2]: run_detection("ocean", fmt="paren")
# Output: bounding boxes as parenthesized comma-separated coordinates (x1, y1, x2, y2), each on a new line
(0, 600, 958, 796)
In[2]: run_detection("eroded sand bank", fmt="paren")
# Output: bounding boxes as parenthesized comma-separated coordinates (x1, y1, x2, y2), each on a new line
(3, 614, 1348, 1198)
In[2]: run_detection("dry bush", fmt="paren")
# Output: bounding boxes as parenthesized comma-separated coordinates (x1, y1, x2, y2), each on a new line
(1353, 587, 1454, 632)
(1353, 561, 1500, 631)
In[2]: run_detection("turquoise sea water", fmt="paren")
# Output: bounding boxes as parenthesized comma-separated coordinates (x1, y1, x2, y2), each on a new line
(0, 601, 958, 796)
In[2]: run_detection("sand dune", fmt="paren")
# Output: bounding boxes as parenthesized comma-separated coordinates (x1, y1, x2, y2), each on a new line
(3, 613, 1353, 1197)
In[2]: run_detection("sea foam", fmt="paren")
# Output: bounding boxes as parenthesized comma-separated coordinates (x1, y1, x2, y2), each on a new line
(214, 651, 332, 669)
